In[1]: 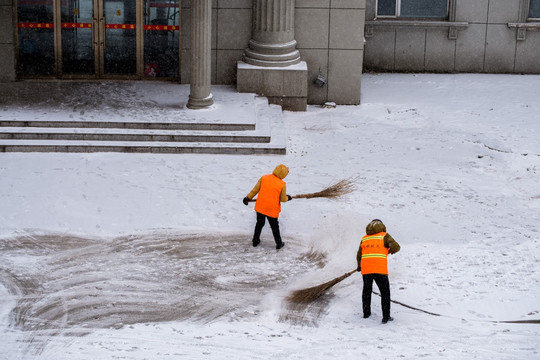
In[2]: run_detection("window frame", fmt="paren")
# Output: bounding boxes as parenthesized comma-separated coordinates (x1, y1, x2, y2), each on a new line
(376, 0, 449, 20)
(366, 0, 465, 40)
(529, 0, 540, 20)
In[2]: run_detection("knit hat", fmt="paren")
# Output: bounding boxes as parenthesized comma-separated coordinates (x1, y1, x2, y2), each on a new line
(366, 219, 386, 235)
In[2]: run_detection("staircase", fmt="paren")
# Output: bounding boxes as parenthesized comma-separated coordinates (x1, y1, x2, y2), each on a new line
(0, 83, 286, 155)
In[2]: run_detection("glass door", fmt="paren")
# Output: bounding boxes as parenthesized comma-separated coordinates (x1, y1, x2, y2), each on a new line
(60, 0, 138, 77)
(143, 0, 180, 78)
(61, 0, 96, 75)
(17, 0, 56, 76)
(101, 0, 138, 76)
(16, 0, 180, 79)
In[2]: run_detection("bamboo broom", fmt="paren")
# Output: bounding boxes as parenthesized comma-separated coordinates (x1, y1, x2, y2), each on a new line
(249, 177, 357, 202)
(287, 269, 357, 304)
(293, 178, 357, 200)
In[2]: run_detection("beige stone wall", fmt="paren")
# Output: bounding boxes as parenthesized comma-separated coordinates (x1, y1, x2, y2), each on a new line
(296, 0, 366, 105)
(181, 0, 253, 86)
(181, 0, 366, 105)
(364, 0, 540, 74)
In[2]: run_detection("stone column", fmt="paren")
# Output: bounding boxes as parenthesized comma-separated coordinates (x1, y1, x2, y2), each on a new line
(187, 0, 213, 109)
(243, 0, 301, 67)
(237, 0, 307, 111)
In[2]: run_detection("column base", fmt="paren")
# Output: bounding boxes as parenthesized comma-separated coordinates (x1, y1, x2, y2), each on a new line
(237, 61, 308, 111)
(243, 40, 301, 67)
(187, 94, 214, 110)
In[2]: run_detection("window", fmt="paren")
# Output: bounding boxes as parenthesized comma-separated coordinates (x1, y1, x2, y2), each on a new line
(530, 0, 540, 19)
(377, 0, 448, 19)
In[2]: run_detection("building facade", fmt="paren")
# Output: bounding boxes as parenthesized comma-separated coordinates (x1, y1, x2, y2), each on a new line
(0, 1, 538, 111)
(0, 0, 366, 110)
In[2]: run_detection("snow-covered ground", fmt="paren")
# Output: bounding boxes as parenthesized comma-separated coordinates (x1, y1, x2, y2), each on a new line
(0, 74, 539, 359)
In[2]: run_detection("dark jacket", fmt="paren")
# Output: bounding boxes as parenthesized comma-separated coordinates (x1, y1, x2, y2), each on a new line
(356, 221, 400, 268)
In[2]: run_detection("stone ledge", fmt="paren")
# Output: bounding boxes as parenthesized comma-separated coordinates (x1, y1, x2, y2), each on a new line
(237, 61, 308, 111)
(507, 22, 540, 29)
(365, 20, 469, 28)
(508, 23, 540, 40)
(365, 20, 469, 39)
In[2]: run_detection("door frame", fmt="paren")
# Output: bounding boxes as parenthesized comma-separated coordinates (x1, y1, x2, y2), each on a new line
(55, 0, 143, 79)
(17, 0, 180, 80)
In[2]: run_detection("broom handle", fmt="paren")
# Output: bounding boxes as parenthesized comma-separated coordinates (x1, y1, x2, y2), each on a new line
(346, 269, 357, 277)
(334, 270, 357, 281)
(247, 191, 339, 202)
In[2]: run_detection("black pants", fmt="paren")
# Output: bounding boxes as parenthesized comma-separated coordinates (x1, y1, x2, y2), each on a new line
(253, 212, 282, 245)
(362, 273, 391, 319)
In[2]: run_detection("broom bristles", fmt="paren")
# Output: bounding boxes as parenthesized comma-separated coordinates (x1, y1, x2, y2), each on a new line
(249, 177, 357, 202)
(293, 177, 357, 200)
(287, 270, 356, 303)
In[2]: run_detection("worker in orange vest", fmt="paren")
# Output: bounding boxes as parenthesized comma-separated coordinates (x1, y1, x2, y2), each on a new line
(356, 219, 400, 323)
(243, 164, 292, 249)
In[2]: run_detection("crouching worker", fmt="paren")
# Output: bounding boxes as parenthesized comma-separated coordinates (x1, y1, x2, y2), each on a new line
(243, 164, 292, 249)
(356, 219, 400, 324)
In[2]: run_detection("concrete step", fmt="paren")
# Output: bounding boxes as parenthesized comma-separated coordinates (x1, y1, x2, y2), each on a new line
(0, 120, 255, 131)
(0, 127, 270, 143)
(0, 83, 286, 155)
(0, 140, 286, 155)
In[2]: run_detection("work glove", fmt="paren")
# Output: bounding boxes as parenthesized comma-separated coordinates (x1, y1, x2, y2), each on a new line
(287, 195, 292, 201)
(243, 197, 250, 206)
(357, 266, 361, 272)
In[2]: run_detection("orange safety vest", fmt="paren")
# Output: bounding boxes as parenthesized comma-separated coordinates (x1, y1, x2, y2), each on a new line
(254, 174, 285, 218)
(360, 232, 389, 275)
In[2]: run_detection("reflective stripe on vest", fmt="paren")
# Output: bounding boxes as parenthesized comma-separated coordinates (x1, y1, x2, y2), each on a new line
(254, 174, 284, 218)
(360, 232, 389, 275)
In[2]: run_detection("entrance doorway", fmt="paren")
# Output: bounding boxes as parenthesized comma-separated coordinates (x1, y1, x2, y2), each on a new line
(16, 0, 180, 79)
